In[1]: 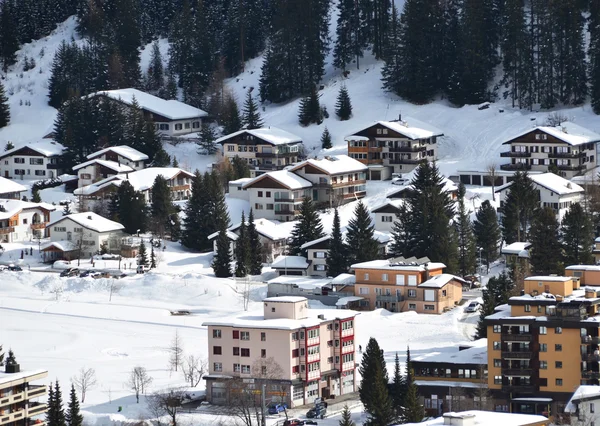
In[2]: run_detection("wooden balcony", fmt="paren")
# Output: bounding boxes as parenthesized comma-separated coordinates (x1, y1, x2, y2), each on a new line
(30, 222, 48, 230)
(27, 385, 47, 399)
(388, 158, 424, 165)
(500, 151, 531, 158)
(501, 333, 532, 342)
(0, 227, 14, 235)
(387, 145, 427, 153)
(501, 351, 532, 359)
(500, 163, 531, 171)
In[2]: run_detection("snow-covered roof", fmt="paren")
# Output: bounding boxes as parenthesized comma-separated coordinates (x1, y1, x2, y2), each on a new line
(530, 173, 583, 195)
(389, 176, 458, 197)
(566, 385, 600, 412)
(73, 159, 134, 173)
(0, 369, 48, 386)
(347, 118, 444, 141)
(242, 170, 312, 190)
(524, 276, 572, 282)
(504, 122, 600, 146)
(331, 273, 357, 285)
(228, 218, 290, 241)
(300, 235, 330, 250)
(49, 212, 124, 233)
(566, 265, 600, 271)
(41, 240, 77, 252)
(373, 231, 391, 244)
(207, 230, 239, 241)
(501, 242, 532, 255)
(0, 177, 27, 194)
(291, 155, 367, 175)
(267, 276, 333, 290)
(351, 259, 446, 272)
(92, 88, 208, 120)
(216, 127, 302, 146)
(271, 255, 310, 270)
(404, 410, 548, 426)
(0, 199, 56, 220)
(87, 145, 149, 162)
(264, 296, 309, 303)
(413, 339, 487, 365)
(372, 200, 403, 213)
(335, 296, 364, 306)
(418, 273, 466, 289)
(0, 140, 64, 159)
(229, 177, 253, 185)
(413, 381, 486, 390)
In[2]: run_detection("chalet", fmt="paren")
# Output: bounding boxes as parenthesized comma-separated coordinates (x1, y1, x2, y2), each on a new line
(289, 155, 368, 207)
(345, 117, 443, 180)
(42, 212, 125, 261)
(372, 201, 402, 233)
(0, 177, 27, 199)
(0, 199, 55, 243)
(74, 167, 195, 202)
(501, 242, 532, 264)
(0, 141, 65, 180)
(89, 88, 208, 137)
(86, 145, 148, 169)
(500, 122, 600, 178)
(270, 255, 311, 276)
(216, 127, 303, 175)
(495, 172, 583, 221)
(73, 146, 148, 188)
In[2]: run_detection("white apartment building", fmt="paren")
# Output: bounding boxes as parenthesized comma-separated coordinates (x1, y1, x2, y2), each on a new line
(203, 296, 358, 407)
(0, 140, 65, 180)
(565, 385, 600, 426)
(0, 199, 56, 243)
(371, 200, 402, 233)
(0, 177, 26, 200)
(74, 145, 149, 187)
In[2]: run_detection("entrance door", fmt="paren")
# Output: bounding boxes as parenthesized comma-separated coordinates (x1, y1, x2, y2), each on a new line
(4, 171, 7, 178)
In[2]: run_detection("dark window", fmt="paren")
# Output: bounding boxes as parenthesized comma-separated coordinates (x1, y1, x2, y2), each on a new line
(213, 346, 222, 355)
(233, 330, 239, 339)
(555, 361, 562, 369)
(241, 348, 250, 357)
(233, 347, 240, 355)
(555, 344, 562, 351)
(261, 349, 266, 358)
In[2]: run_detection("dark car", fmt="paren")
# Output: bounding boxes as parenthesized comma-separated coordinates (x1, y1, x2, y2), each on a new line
(283, 419, 304, 426)
(8, 265, 22, 271)
(306, 404, 327, 419)
(267, 403, 287, 415)
(60, 268, 80, 277)
(79, 270, 95, 278)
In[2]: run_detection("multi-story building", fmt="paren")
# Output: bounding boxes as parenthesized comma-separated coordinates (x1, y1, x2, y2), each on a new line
(74, 145, 148, 188)
(202, 296, 358, 407)
(500, 122, 600, 178)
(351, 257, 464, 314)
(0, 199, 55, 243)
(0, 141, 65, 180)
(90, 88, 208, 137)
(565, 385, 600, 426)
(483, 275, 600, 416)
(216, 127, 303, 176)
(0, 178, 26, 200)
(0, 359, 48, 426)
(495, 172, 583, 221)
(345, 118, 443, 180)
(565, 265, 600, 286)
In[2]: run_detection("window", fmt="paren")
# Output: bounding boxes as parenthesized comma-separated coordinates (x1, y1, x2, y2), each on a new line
(556, 378, 563, 386)
(493, 341, 501, 350)
(271, 307, 275, 312)
(314, 264, 326, 271)
(359, 287, 369, 295)
(266, 191, 271, 197)
(213, 346, 222, 355)
(315, 251, 326, 258)
(364, 273, 369, 281)
(241, 348, 250, 357)
(184, 122, 190, 129)
(292, 349, 299, 358)
(591, 403, 595, 414)
(382, 215, 393, 222)
(292, 366, 300, 374)
(30, 158, 43, 165)
(555, 327, 562, 334)
(23, 218, 27, 224)
(266, 204, 274, 210)
(494, 376, 502, 385)
(539, 326, 547, 335)
(233, 363, 240, 372)
(328, 357, 333, 364)
(424, 305, 435, 311)
(408, 303, 416, 309)
(555, 361, 562, 369)
(261, 332, 266, 341)
(408, 289, 417, 298)
(233, 347, 240, 356)
(382, 273, 388, 281)
(255, 203, 263, 210)
(494, 359, 502, 368)
(193, 121, 200, 129)
(258, 191, 263, 197)
(213, 362, 222, 372)
(308, 329, 319, 339)
(159, 123, 169, 130)
(241, 331, 250, 341)
(540, 361, 547, 369)
(540, 343, 547, 352)
(493, 325, 501, 333)
(525, 305, 531, 312)
(14, 158, 24, 164)
(213, 329, 222, 338)
(228, 145, 235, 152)
(233, 330, 240, 339)
(54, 227, 67, 232)
(175, 123, 183, 130)
(35, 170, 45, 176)
(291, 332, 298, 341)
(81, 173, 92, 179)
(396, 275, 405, 286)
(261, 349, 266, 358)
(555, 344, 562, 351)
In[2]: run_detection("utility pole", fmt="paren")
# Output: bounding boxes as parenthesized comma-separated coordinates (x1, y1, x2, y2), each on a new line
(261, 383, 266, 426)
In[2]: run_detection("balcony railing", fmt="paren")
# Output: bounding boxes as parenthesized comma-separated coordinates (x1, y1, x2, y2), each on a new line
(582, 371, 600, 379)
(583, 353, 600, 362)
(30, 222, 48, 230)
(341, 328, 353, 338)
(500, 151, 531, 158)
(501, 385, 535, 393)
(581, 336, 600, 344)
(0, 409, 25, 424)
(376, 295, 405, 303)
(273, 197, 301, 203)
(0, 227, 14, 235)
(387, 145, 427, 153)
(548, 151, 586, 159)
(275, 208, 299, 215)
(307, 353, 320, 363)
(27, 385, 47, 399)
(342, 344, 354, 354)
(0, 391, 24, 406)
(503, 368, 533, 376)
(501, 333, 532, 342)
(27, 402, 47, 417)
(307, 370, 320, 380)
(500, 163, 531, 171)
(501, 351, 532, 359)
(387, 158, 425, 165)
(557, 164, 586, 171)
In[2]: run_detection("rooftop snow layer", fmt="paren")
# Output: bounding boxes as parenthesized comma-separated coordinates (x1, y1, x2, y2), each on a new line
(49, 212, 124, 233)
(0, 369, 48, 386)
(0, 198, 55, 214)
(0, 177, 27, 194)
(504, 122, 600, 146)
(331, 273, 357, 285)
(264, 296, 308, 303)
(291, 154, 367, 175)
(271, 255, 310, 270)
(229, 218, 290, 241)
(351, 259, 446, 271)
(566, 385, 600, 412)
(403, 410, 548, 426)
(267, 276, 333, 289)
(92, 88, 208, 120)
(243, 170, 312, 190)
(216, 127, 302, 146)
(501, 242, 532, 255)
(206, 230, 239, 241)
(566, 265, 600, 271)
(530, 173, 583, 195)
(0, 140, 64, 158)
(413, 338, 487, 365)
(87, 145, 149, 162)
(418, 273, 466, 288)
(347, 118, 444, 141)
(524, 276, 572, 282)
(41, 240, 77, 252)
(73, 159, 134, 173)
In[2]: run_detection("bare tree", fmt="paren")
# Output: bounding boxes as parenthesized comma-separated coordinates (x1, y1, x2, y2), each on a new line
(486, 163, 498, 202)
(473, 364, 492, 411)
(168, 330, 184, 372)
(72, 367, 97, 403)
(127, 366, 153, 403)
(570, 401, 600, 426)
(180, 355, 207, 387)
(545, 112, 570, 127)
(146, 389, 185, 426)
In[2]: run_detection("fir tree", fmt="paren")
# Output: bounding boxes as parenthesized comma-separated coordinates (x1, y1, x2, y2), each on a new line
(335, 86, 353, 120)
(247, 208, 263, 275)
(150, 245, 157, 269)
(138, 240, 149, 267)
(117, 181, 147, 235)
(364, 364, 395, 426)
(501, 172, 538, 243)
(63, 203, 73, 216)
(32, 188, 41, 203)
(381, 4, 403, 95)
(456, 183, 477, 276)
(0, 81, 10, 128)
(66, 385, 83, 426)
(591, 0, 600, 114)
(208, 170, 231, 231)
(473, 200, 500, 273)
(403, 379, 424, 423)
(235, 211, 249, 277)
(359, 337, 388, 414)
(298, 86, 322, 126)
(182, 172, 212, 251)
(390, 352, 405, 420)
(0, 0, 19, 73)
(561, 202, 593, 266)
(241, 90, 263, 129)
(321, 127, 332, 149)
(222, 93, 242, 135)
(326, 208, 348, 276)
(146, 41, 164, 93)
(345, 201, 379, 264)
(475, 272, 513, 339)
(172, 157, 179, 168)
(4, 141, 13, 151)
(288, 198, 325, 257)
(198, 123, 218, 154)
(212, 224, 233, 277)
(530, 207, 562, 275)
(46, 381, 55, 426)
(338, 405, 355, 426)
(231, 156, 251, 179)
(47, 381, 67, 426)
(333, 0, 361, 71)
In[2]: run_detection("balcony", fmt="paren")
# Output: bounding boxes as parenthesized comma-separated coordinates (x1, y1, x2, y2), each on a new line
(342, 361, 355, 371)
(275, 208, 300, 215)
(30, 222, 48, 230)
(342, 191, 367, 200)
(500, 163, 531, 171)
(582, 371, 600, 379)
(255, 151, 276, 158)
(501, 351, 532, 359)
(387, 145, 427, 153)
(501, 385, 535, 394)
(342, 344, 354, 354)
(0, 227, 14, 235)
(307, 370, 320, 380)
(27, 402, 47, 417)
(307, 353, 320, 363)
(583, 353, 600, 362)
(557, 163, 586, 171)
(500, 151, 531, 158)
(0, 409, 25, 424)
(376, 295, 405, 303)
(341, 328, 353, 338)
(548, 151, 586, 159)
(27, 385, 46, 399)
(273, 196, 301, 203)
(0, 391, 25, 406)
(503, 368, 533, 376)
(581, 336, 600, 345)
(501, 333, 532, 342)
(388, 158, 425, 165)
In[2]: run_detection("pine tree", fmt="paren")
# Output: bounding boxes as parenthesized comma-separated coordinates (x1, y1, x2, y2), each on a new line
(242, 90, 263, 129)
(66, 385, 83, 426)
(63, 203, 73, 216)
(359, 337, 388, 414)
(146, 41, 164, 93)
(561, 202, 593, 266)
(346, 201, 379, 264)
(46, 381, 55, 426)
(138, 240, 149, 267)
(172, 157, 179, 168)
(326, 208, 348, 276)
(338, 405, 355, 426)
(117, 181, 147, 235)
(0, 81, 10, 128)
(364, 364, 395, 426)
(32, 188, 41, 203)
(222, 93, 242, 135)
(150, 245, 157, 269)
(235, 211, 249, 277)
(501, 172, 538, 243)
(288, 197, 325, 257)
(475, 272, 513, 338)
(335, 86, 353, 120)
(47, 381, 67, 426)
(150, 175, 174, 238)
(247, 208, 263, 275)
(321, 127, 332, 149)
(456, 183, 477, 276)
(473, 200, 500, 273)
(212, 224, 233, 277)
(403, 380, 424, 423)
(0, 0, 19, 73)
(333, 0, 360, 71)
(209, 170, 231, 231)
(4, 141, 13, 151)
(198, 123, 218, 154)
(381, 4, 403, 95)
(591, 0, 600, 114)
(390, 352, 405, 420)
(530, 207, 562, 275)
(182, 172, 212, 251)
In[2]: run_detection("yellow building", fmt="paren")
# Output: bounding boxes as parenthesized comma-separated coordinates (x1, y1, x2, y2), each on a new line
(0, 360, 48, 426)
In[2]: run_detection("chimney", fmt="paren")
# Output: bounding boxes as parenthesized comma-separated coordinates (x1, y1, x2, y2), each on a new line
(88, 215, 92, 220)
(398, 113, 402, 122)
(318, 314, 325, 320)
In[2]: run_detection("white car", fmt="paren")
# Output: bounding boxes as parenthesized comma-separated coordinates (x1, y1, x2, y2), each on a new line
(391, 177, 409, 186)
(465, 301, 481, 313)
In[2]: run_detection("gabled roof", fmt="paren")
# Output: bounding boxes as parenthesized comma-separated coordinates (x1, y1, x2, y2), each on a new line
(41, 240, 77, 252)
(419, 273, 467, 289)
(495, 173, 583, 196)
(207, 230, 239, 241)
(290, 155, 367, 175)
(351, 259, 446, 271)
(216, 127, 302, 146)
(0, 199, 56, 221)
(73, 159, 134, 173)
(501, 242, 531, 255)
(300, 235, 331, 250)
(242, 170, 312, 190)
(0, 177, 27, 194)
(346, 118, 443, 140)
(229, 218, 290, 241)
(371, 200, 403, 213)
(387, 176, 458, 198)
(91, 88, 207, 120)
(271, 255, 310, 269)
(503, 122, 600, 146)
(48, 212, 125, 233)
(87, 145, 149, 162)
(566, 385, 600, 412)
(0, 140, 64, 159)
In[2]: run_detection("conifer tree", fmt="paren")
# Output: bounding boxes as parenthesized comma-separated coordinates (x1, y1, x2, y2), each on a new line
(32, 188, 41, 203)
(138, 240, 149, 267)
(530, 207, 562, 275)
(172, 157, 179, 168)
(235, 211, 249, 277)
(231, 156, 251, 179)
(209, 170, 231, 231)
(321, 127, 332, 149)
(501, 172, 538, 243)
(47, 381, 67, 426)
(346, 201, 379, 264)
(561, 202, 593, 266)
(326, 208, 348, 276)
(66, 384, 83, 426)
(222, 94, 242, 135)
(288, 198, 324, 257)
(473, 200, 500, 273)
(182, 172, 211, 251)
(63, 203, 73, 216)
(335, 86, 353, 120)
(365, 364, 395, 426)
(359, 337, 388, 415)
(475, 272, 513, 339)
(298, 86, 322, 126)
(247, 208, 263, 275)
(4, 141, 13, 151)
(150, 245, 157, 269)
(403, 380, 424, 423)
(0, 0, 19, 73)
(46, 382, 55, 426)
(146, 41, 164, 93)
(212, 224, 232, 278)
(591, 0, 600, 114)
(117, 181, 147, 235)
(241, 90, 263, 130)
(334, 0, 361, 71)
(0, 81, 10, 128)
(390, 352, 405, 420)
(381, 4, 403, 95)
(150, 175, 174, 238)
(338, 405, 355, 426)
(198, 123, 218, 154)
(456, 183, 477, 276)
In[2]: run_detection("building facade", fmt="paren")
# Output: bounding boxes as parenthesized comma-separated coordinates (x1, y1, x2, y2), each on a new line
(202, 297, 358, 408)
(0, 362, 48, 426)
(0, 200, 55, 243)
(74, 146, 149, 188)
(0, 178, 26, 200)
(372, 201, 402, 233)
(0, 141, 64, 180)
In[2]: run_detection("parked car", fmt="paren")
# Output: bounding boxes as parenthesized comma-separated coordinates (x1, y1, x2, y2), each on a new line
(267, 403, 287, 415)
(53, 260, 71, 270)
(391, 176, 409, 186)
(283, 419, 304, 426)
(136, 265, 147, 274)
(465, 300, 481, 313)
(60, 268, 80, 277)
(79, 270, 95, 278)
(306, 401, 328, 419)
(7, 264, 22, 271)
(93, 271, 111, 279)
